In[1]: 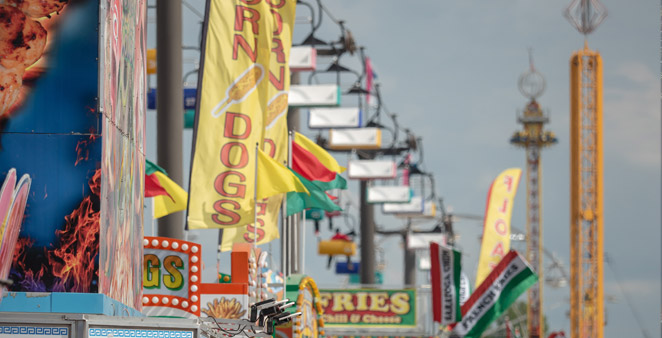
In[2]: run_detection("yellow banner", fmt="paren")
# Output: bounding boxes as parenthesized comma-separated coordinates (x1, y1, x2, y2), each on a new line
(219, 8, 295, 248)
(475, 168, 522, 287)
(188, 0, 295, 230)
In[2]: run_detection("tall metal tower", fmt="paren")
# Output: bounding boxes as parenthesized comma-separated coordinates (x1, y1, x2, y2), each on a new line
(510, 56, 557, 338)
(564, 1, 607, 337)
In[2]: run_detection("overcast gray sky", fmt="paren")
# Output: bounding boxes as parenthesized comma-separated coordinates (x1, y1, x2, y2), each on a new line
(145, 1, 660, 336)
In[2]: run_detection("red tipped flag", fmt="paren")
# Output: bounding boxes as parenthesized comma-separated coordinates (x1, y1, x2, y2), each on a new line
(145, 159, 188, 218)
(291, 134, 347, 191)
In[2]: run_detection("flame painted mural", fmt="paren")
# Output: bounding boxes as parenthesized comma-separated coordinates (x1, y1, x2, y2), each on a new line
(0, 0, 145, 311)
(1, 0, 102, 294)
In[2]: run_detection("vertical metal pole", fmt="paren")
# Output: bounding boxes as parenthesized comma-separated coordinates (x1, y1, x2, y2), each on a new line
(285, 132, 294, 276)
(281, 133, 291, 280)
(301, 211, 306, 274)
(150, 201, 155, 237)
(569, 53, 582, 338)
(285, 75, 299, 275)
(292, 213, 299, 273)
(156, 0, 184, 239)
(281, 211, 287, 287)
(284, 216, 290, 276)
(287, 72, 301, 132)
(526, 145, 542, 338)
(254, 143, 259, 249)
(404, 230, 416, 286)
(359, 179, 375, 284)
(595, 52, 605, 338)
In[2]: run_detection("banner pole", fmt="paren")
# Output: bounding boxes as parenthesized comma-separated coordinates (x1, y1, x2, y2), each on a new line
(301, 211, 306, 274)
(150, 201, 155, 237)
(281, 208, 286, 291)
(290, 132, 300, 274)
(287, 131, 293, 276)
(292, 213, 298, 273)
(280, 132, 290, 283)
(254, 143, 259, 250)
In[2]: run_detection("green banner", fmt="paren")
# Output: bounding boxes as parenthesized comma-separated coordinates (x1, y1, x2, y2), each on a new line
(318, 289, 416, 327)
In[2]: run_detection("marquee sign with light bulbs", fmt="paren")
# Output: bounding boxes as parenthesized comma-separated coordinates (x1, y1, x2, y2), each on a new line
(142, 236, 202, 318)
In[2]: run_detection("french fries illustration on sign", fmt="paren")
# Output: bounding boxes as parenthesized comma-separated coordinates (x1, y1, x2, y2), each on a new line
(201, 297, 246, 319)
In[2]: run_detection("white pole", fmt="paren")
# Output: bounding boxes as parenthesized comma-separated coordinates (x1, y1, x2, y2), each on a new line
(301, 211, 306, 274)
(254, 143, 259, 250)
(281, 201, 286, 287)
(150, 200, 155, 237)
(293, 213, 298, 273)
(217, 230, 223, 279)
(281, 164, 287, 284)
(287, 131, 293, 275)
(285, 215, 290, 275)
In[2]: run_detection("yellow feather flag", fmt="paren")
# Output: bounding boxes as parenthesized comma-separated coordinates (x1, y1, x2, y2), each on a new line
(256, 148, 308, 200)
(215, 0, 296, 248)
(294, 132, 346, 173)
(475, 168, 522, 287)
(153, 171, 188, 219)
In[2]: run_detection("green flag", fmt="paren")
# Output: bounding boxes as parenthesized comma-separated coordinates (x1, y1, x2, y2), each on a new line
(312, 173, 347, 191)
(286, 169, 341, 216)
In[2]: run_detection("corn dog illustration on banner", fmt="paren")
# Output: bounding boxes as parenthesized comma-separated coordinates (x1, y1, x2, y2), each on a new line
(211, 64, 264, 118)
(189, 0, 296, 232)
(264, 92, 289, 130)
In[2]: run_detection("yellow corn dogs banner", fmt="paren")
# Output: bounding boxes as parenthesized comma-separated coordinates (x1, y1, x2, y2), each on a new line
(188, 0, 296, 232)
(475, 168, 522, 287)
(219, 92, 292, 247)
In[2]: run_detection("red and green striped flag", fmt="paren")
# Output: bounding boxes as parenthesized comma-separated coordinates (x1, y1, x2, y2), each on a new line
(431, 241, 462, 325)
(291, 139, 347, 191)
(145, 160, 171, 198)
(286, 132, 346, 216)
(286, 168, 341, 216)
(294, 132, 346, 173)
(450, 250, 537, 338)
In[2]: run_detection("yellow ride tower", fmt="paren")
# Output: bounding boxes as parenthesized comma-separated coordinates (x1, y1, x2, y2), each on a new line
(564, 1, 607, 337)
(569, 45, 604, 338)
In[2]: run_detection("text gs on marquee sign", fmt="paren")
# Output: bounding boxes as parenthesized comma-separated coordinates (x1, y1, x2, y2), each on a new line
(143, 254, 186, 291)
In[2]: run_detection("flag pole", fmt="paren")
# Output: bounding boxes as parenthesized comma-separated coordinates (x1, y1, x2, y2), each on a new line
(287, 131, 294, 275)
(292, 213, 298, 273)
(301, 210, 306, 274)
(280, 136, 288, 286)
(254, 142, 259, 251)
(280, 183, 287, 292)
(281, 195, 287, 291)
(150, 200, 155, 237)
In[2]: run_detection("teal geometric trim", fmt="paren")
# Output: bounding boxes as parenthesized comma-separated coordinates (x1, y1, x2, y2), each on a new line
(88, 328, 193, 337)
(0, 292, 143, 317)
(1, 325, 68, 336)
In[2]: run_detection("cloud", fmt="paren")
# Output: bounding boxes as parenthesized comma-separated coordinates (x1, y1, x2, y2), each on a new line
(603, 61, 661, 168)
(604, 278, 659, 298)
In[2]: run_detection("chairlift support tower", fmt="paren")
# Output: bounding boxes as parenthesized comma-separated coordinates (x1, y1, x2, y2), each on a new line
(564, 1, 607, 337)
(510, 58, 557, 338)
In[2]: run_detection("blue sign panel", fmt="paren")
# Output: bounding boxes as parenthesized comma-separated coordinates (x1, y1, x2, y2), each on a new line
(335, 261, 360, 274)
(146, 88, 197, 110)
